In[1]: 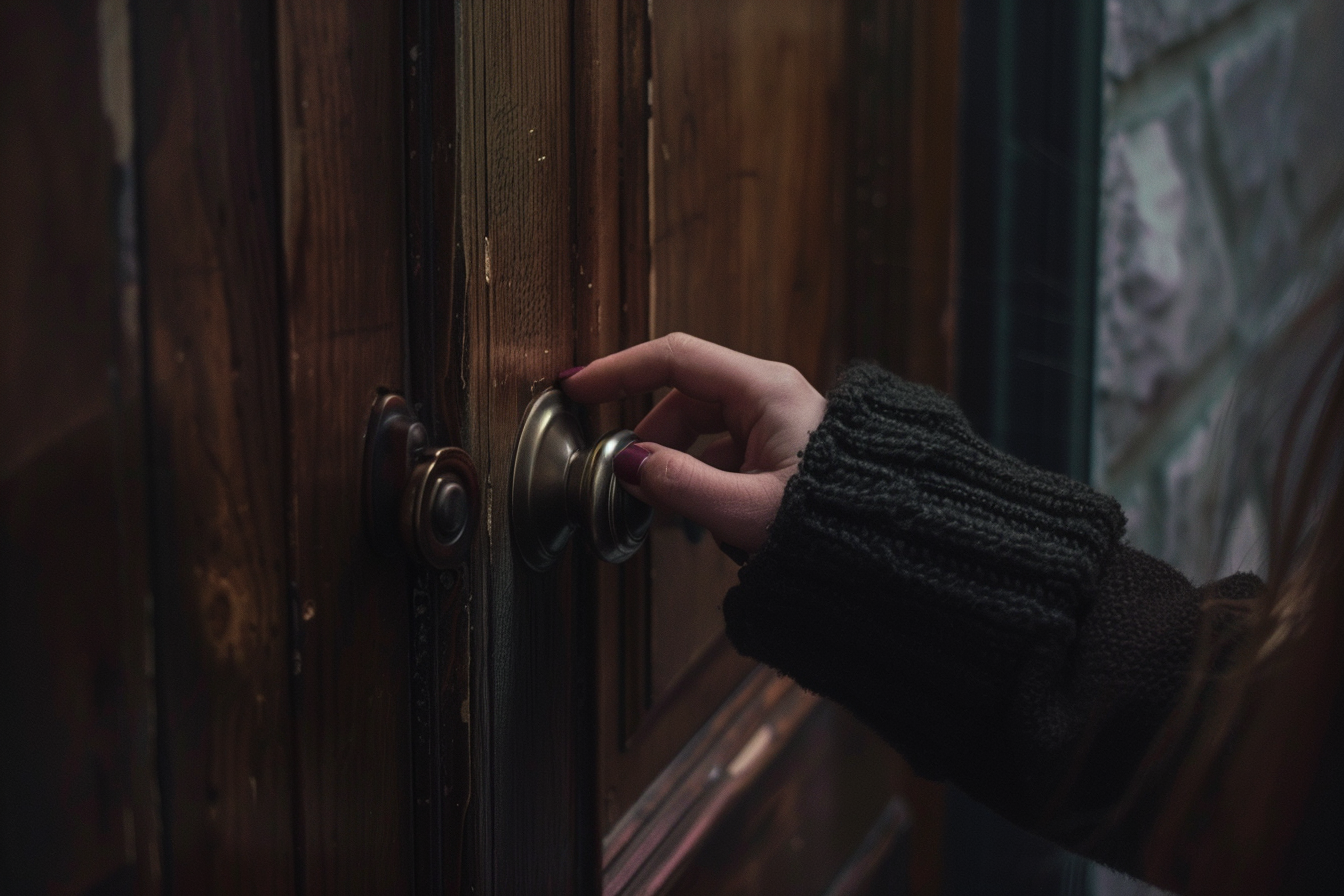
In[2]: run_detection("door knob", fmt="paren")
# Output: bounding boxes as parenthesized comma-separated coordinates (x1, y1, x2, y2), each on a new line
(510, 388, 653, 572)
(363, 393, 479, 570)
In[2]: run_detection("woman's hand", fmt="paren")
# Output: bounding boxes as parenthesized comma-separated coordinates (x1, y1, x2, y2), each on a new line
(559, 333, 826, 554)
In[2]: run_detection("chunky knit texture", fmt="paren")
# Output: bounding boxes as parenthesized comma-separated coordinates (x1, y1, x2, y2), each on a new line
(723, 364, 1263, 871)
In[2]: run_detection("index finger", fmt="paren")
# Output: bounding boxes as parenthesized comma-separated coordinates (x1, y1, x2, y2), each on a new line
(560, 333, 771, 407)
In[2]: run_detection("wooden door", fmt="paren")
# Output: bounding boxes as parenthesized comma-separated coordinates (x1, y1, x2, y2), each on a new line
(134, 0, 420, 891)
(4, 0, 436, 891)
(456, 0, 960, 893)
(2, 1, 957, 893)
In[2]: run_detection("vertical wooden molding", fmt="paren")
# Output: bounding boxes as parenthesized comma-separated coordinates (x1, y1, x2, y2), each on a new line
(459, 0, 585, 891)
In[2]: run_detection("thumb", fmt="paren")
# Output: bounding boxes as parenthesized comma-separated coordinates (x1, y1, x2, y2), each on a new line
(614, 442, 784, 553)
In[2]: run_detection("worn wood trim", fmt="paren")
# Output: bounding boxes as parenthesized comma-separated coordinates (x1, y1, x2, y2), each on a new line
(574, 0, 629, 881)
(401, 2, 466, 890)
(455, 0, 493, 887)
(458, 0, 588, 891)
(602, 670, 820, 895)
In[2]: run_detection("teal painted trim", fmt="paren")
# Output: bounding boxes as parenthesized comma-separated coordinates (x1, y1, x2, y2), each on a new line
(1069, 0, 1106, 483)
(991, 0, 1018, 449)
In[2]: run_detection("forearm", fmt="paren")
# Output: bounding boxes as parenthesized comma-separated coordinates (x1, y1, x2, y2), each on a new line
(722, 364, 1261, 873)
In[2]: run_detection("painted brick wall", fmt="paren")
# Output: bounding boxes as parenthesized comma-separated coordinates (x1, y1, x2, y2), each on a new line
(1094, 0, 1344, 588)
(1092, 7, 1344, 889)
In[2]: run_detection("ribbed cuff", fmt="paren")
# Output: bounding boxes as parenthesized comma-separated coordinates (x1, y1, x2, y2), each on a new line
(723, 364, 1126, 779)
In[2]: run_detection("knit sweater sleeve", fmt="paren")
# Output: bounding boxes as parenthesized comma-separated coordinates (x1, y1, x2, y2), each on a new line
(722, 364, 1263, 870)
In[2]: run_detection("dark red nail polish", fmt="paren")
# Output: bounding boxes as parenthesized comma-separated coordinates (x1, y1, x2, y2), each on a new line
(556, 365, 586, 381)
(613, 444, 651, 486)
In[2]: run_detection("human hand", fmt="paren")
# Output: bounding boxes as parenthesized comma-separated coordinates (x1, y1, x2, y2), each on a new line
(559, 333, 826, 554)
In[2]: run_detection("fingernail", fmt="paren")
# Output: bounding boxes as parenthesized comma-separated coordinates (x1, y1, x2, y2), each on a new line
(614, 444, 652, 486)
(556, 365, 586, 381)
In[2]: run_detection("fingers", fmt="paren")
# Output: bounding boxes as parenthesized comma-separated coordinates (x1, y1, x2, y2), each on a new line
(560, 332, 778, 409)
(698, 434, 745, 472)
(633, 388, 727, 451)
(617, 442, 783, 553)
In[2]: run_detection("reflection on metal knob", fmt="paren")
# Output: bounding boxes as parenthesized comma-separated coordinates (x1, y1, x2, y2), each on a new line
(363, 393, 479, 570)
(510, 388, 654, 572)
(399, 445, 478, 570)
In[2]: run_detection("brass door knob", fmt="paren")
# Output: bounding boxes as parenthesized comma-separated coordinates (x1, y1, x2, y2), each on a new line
(510, 388, 653, 571)
(363, 393, 479, 570)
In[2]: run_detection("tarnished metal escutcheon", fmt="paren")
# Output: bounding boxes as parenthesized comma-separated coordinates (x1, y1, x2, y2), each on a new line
(363, 393, 478, 570)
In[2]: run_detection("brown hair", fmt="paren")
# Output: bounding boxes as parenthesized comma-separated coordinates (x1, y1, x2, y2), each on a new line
(1135, 281, 1344, 893)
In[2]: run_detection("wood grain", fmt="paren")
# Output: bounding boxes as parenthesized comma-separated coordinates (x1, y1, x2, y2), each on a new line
(134, 1, 296, 889)
(0, 1, 159, 891)
(844, 0, 914, 374)
(647, 0, 850, 716)
(277, 0, 413, 890)
(597, 0, 852, 830)
(574, 0, 634, 878)
(844, 0, 957, 392)
(906, 0, 960, 392)
(458, 0, 588, 891)
(649, 0, 849, 378)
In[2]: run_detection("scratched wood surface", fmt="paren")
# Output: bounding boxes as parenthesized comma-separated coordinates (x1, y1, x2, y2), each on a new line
(458, 0, 590, 891)
(276, 0, 413, 890)
(0, 1, 160, 892)
(133, 1, 297, 890)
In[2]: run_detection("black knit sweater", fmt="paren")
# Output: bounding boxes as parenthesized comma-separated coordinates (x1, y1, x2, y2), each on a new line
(723, 365, 1264, 875)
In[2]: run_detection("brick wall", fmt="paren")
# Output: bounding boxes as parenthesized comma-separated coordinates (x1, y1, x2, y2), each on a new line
(1094, 0, 1344, 584)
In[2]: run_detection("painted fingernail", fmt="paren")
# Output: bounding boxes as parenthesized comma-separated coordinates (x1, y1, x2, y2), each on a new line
(556, 365, 586, 381)
(613, 444, 652, 486)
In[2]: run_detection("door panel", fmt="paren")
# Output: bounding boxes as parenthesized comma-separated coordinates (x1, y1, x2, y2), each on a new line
(277, 1, 414, 889)
(644, 0, 850, 754)
(135, 0, 295, 889)
(597, 0, 857, 834)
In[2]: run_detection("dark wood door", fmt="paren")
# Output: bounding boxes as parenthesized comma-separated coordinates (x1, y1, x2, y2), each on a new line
(2, 1, 957, 894)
